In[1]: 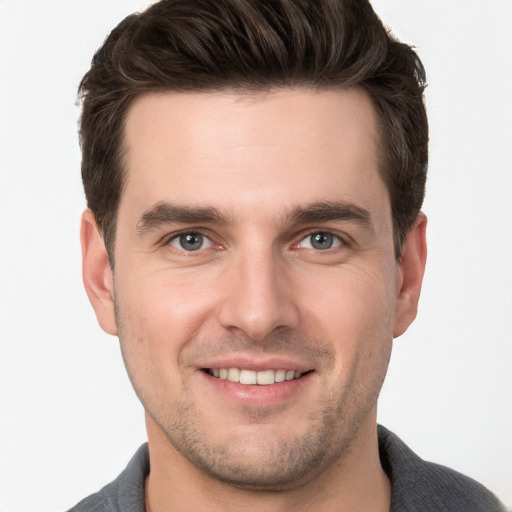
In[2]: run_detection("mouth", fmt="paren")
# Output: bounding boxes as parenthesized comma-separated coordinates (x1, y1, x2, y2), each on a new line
(203, 368, 311, 385)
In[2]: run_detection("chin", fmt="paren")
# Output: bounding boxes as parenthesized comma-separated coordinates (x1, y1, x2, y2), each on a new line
(158, 404, 350, 491)
(180, 438, 329, 491)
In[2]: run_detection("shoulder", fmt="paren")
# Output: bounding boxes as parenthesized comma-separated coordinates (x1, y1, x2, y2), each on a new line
(66, 444, 149, 512)
(378, 425, 506, 512)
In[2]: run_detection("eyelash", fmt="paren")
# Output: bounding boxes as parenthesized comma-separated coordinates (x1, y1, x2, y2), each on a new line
(163, 228, 349, 255)
(296, 230, 347, 251)
(165, 229, 216, 253)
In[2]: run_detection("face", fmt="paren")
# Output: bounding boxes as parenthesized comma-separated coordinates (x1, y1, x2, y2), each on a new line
(82, 88, 425, 490)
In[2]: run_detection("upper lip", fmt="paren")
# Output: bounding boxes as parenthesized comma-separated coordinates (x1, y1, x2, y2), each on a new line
(198, 356, 312, 373)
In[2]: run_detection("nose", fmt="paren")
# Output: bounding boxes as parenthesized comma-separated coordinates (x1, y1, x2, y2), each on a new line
(217, 247, 300, 341)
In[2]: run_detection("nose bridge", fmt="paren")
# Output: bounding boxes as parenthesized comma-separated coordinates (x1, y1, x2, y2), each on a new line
(218, 240, 299, 340)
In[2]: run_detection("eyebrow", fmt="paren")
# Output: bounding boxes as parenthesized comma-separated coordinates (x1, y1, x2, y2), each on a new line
(136, 200, 372, 235)
(136, 202, 228, 235)
(287, 201, 372, 228)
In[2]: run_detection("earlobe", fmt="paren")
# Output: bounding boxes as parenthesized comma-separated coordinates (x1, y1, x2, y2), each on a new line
(80, 209, 118, 336)
(393, 213, 428, 338)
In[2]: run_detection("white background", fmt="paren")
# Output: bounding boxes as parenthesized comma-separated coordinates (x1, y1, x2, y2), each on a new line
(0, 1, 511, 510)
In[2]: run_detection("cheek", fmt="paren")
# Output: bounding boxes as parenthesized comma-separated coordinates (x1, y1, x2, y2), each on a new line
(113, 270, 219, 396)
(116, 268, 219, 343)
(299, 262, 397, 334)
(297, 264, 396, 380)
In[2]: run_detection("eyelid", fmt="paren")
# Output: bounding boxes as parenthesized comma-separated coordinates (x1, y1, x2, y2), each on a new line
(169, 233, 212, 251)
(295, 229, 349, 249)
(159, 227, 350, 253)
(162, 228, 217, 250)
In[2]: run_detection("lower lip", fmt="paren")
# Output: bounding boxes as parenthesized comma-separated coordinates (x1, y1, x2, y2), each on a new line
(200, 371, 313, 408)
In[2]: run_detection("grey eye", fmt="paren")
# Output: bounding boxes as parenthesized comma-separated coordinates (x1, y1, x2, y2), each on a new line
(300, 232, 342, 250)
(169, 232, 211, 251)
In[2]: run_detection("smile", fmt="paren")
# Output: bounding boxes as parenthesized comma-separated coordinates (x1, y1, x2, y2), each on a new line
(206, 368, 306, 385)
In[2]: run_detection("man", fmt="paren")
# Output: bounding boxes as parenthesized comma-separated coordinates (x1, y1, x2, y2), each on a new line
(70, 0, 505, 510)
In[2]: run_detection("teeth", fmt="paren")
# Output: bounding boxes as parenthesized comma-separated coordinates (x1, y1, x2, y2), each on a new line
(209, 368, 304, 385)
(240, 369, 257, 385)
(256, 369, 274, 385)
(274, 369, 286, 383)
(227, 368, 240, 382)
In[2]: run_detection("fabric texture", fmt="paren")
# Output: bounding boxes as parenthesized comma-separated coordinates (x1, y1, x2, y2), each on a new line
(378, 426, 506, 511)
(67, 444, 148, 512)
(67, 425, 505, 511)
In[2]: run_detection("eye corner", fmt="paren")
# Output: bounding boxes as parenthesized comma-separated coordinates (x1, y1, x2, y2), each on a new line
(166, 230, 213, 252)
(297, 231, 346, 251)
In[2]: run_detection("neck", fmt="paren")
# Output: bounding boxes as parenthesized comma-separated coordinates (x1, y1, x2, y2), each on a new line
(144, 411, 391, 512)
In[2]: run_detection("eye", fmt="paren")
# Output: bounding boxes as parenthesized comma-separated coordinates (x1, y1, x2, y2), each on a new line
(168, 232, 212, 252)
(299, 232, 343, 250)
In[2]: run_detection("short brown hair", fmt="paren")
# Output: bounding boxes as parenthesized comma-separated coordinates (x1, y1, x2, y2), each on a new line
(78, 0, 428, 262)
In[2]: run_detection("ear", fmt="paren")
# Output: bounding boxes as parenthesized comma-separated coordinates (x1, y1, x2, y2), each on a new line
(80, 209, 118, 336)
(393, 213, 427, 338)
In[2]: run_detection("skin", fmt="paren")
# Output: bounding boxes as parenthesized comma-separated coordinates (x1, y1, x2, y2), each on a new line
(81, 88, 427, 512)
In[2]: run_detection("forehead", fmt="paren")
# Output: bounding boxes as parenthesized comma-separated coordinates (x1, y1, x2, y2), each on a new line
(120, 88, 386, 221)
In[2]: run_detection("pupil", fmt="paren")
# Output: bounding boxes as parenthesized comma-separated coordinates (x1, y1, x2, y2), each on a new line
(311, 232, 333, 250)
(180, 233, 203, 251)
